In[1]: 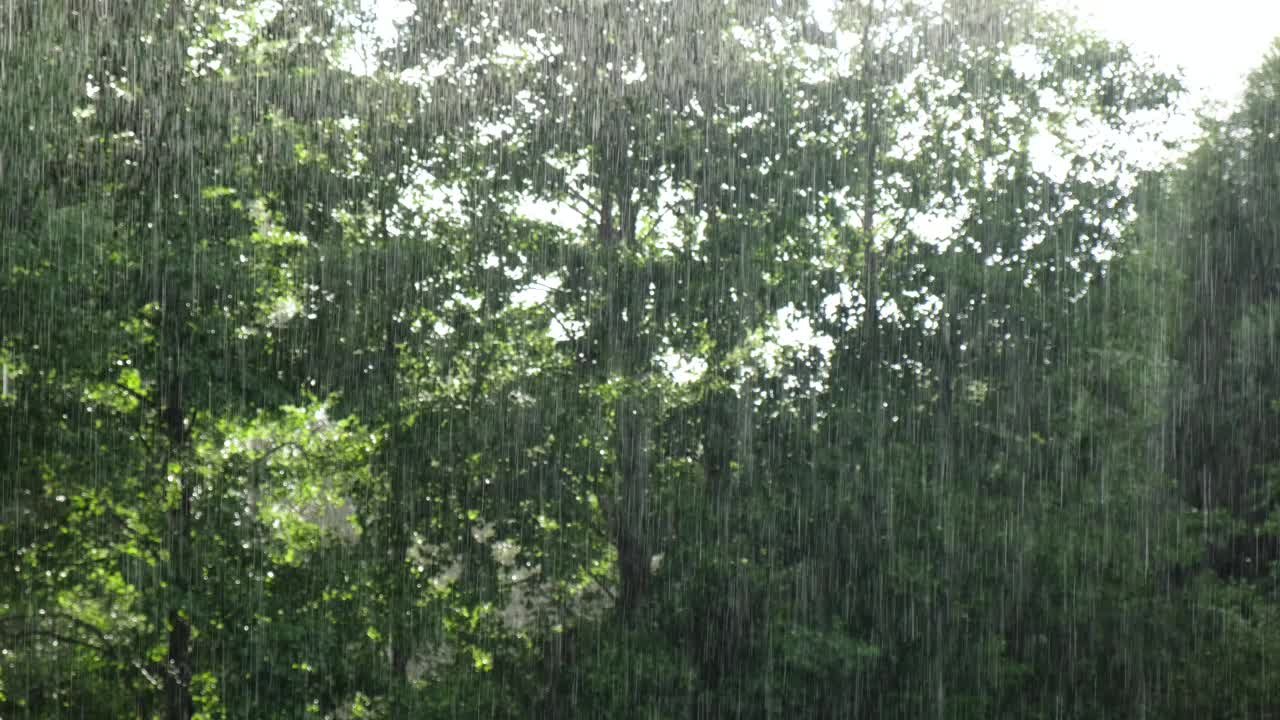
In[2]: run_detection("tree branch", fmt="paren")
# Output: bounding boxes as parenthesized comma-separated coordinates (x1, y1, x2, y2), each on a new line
(114, 381, 150, 404)
(0, 613, 161, 689)
(254, 441, 307, 467)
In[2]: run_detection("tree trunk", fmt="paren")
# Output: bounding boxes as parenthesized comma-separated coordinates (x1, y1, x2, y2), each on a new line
(595, 154, 655, 620)
(164, 607, 193, 720)
(379, 199, 412, 705)
(162, 379, 193, 720)
(614, 394, 653, 617)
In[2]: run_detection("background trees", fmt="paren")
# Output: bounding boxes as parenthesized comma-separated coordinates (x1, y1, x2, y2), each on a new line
(2, 1, 1279, 718)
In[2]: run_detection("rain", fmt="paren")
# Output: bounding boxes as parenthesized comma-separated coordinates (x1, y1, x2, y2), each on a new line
(1, 0, 1279, 717)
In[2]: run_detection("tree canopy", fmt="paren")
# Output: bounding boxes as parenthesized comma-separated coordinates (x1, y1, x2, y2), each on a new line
(2, 1, 1279, 718)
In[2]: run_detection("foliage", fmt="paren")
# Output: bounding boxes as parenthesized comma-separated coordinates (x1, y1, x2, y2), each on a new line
(2, 1, 1279, 718)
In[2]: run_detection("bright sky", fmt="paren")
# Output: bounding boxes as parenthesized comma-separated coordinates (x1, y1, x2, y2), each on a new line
(1053, 0, 1280, 108)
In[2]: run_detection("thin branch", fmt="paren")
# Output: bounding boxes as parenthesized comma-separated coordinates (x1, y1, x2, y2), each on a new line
(104, 509, 163, 552)
(45, 611, 117, 647)
(0, 626, 107, 654)
(105, 381, 156, 453)
(880, 206, 920, 266)
(113, 381, 150, 404)
(634, 206, 674, 247)
(590, 573, 618, 602)
(0, 614, 161, 689)
(0, 612, 113, 652)
(497, 568, 545, 590)
(253, 441, 307, 467)
(134, 661, 163, 689)
(563, 185, 600, 218)
(548, 312, 583, 342)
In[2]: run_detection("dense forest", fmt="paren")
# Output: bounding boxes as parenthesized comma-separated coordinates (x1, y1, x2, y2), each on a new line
(2, 0, 1279, 717)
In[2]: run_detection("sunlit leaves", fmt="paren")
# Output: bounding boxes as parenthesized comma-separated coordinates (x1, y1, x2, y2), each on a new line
(202, 399, 376, 562)
(6, 0, 1276, 716)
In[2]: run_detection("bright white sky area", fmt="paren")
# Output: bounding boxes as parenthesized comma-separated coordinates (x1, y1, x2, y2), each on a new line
(1053, 0, 1280, 108)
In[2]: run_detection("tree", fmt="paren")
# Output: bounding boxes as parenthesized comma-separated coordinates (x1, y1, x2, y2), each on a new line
(1169, 41, 1280, 580)
(7, 0, 1279, 717)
